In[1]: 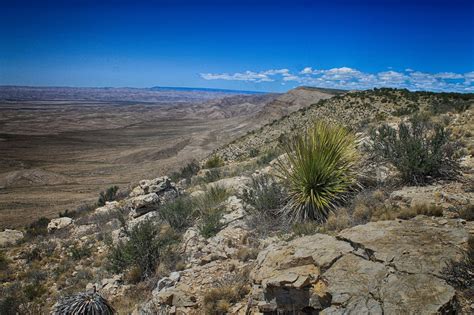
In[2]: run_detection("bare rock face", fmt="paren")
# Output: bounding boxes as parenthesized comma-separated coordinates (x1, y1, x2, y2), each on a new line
(94, 201, 121, 214)
(0, 229, 23, 247)
(47, 217, 73, 233)
(249, 216, 472, 314)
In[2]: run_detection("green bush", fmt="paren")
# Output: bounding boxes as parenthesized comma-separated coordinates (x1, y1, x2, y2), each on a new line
(203, 169, 221, 183)
(0, 285, 24, 315)
(98, 185, 119, 207)
(204, 155, 224, 169)
(159, 196, 195, 231)
(276, 122, 359, 223)
(107, 220, 179, 280)
(170, 160, 200, 182)
(69, 242, 92, 261)
(196, 185, 230, 238)
(249, 148, 259, 157)
(198, 207, 225, 238)
(257, 149, 280, 166)
(196, 185, 230, 211)
(369, 114, 460, 185)
(0, 251, 8, 271)
(241, 175, 285, 215)
(25, 217, 50, 238)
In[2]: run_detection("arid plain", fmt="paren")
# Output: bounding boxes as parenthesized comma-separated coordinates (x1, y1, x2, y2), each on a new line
(0, 87, 283, 228)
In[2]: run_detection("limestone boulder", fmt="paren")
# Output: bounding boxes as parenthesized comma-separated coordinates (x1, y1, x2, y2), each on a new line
(0, 229, 23, 247)
(47, 217, 73, 233)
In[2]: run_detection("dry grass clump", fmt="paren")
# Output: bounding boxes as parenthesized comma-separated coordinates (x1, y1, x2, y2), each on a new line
(458, 204, 474, 221)
(291, 221, 324, 237)
(203, 271, 250, 315)
(397, 203, 443, 220)
(443, 236, 474, 296)
(325, 208, 351, 232)
(204, 155, 225, 169)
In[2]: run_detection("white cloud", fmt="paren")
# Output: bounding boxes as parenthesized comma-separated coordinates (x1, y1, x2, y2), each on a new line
(200, 67, 474, 92)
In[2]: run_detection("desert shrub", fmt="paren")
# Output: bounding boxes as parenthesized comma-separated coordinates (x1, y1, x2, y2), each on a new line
(69, 242, 92, 261)
(24, 246, 43, 263)
(25, 217, 50, 238)
(198, 207, 225, 238)
(159, 196, 195, 231)
(196, 185, 230, 211)
(0, 251, 9, 270)
(170, 160, 200, 183)
(249, 148, 259, 158)
(0, 285, 25, 315)
(443, 236, 473, 294)
(204, 155, 224, 169)
(203, 169, 221, 183)
(369, 114, 460, 185)
(195, 185, 230, 238)
(459, 204, 474, 221)
(276, 121, 359, 223)
(53, 290, 115, 315)
(203, 272, 250, 315)
(107, 221, 179, 280)
(257, 148, 280, 166)
(325, 208, 351, 232)
(98, 185, 119, 206)
(292, 221, 324, 237)
(241, 175, 285, 214)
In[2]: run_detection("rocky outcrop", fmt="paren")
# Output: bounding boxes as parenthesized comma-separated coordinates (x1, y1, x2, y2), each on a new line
(127, 176, 179, 218)
(0, 229, 23, 247)
(129, 176, 176, 197)
(47, 217, 73, 233)
(249, 216, 472, 314)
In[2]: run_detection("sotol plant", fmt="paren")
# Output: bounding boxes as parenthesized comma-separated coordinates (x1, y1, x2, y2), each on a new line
(53, 288, 115, 314)
(276, 122, 359, 223)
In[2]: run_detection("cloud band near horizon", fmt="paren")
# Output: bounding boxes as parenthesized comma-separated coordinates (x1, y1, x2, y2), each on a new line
(200, 67, 474, 93)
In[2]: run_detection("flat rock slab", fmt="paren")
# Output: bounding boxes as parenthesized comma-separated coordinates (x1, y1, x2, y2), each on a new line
(338, 216, 471, 275)
(250, 216, 471, 314)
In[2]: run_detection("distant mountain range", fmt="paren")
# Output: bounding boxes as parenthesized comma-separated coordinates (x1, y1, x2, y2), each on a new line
(148, 86, 265, 94)
(0, 85, 267, 103)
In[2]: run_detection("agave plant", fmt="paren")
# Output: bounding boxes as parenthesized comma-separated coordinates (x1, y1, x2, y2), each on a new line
(275, 121, 359, 223)
(53, 287, 115, 315)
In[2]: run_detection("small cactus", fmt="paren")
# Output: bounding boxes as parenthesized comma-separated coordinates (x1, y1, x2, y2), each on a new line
(53, 287, 115, 315)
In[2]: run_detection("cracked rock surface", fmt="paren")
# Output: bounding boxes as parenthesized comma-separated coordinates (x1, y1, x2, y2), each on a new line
(250, 216, 472, 314)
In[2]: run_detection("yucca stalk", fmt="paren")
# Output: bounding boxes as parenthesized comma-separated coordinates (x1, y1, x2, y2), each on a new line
(53, 287, 115, 315)
(275, 121, 359, 223)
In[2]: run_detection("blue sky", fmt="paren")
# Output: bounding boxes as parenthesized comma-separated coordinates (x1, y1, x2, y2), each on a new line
(0, 0, 473, 92)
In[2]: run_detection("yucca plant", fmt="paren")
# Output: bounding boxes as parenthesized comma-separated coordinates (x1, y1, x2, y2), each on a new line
(53, 288, 115, 314)
(275, 121, 359, 223)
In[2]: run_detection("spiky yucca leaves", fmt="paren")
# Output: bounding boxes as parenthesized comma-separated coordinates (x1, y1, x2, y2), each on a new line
(53, 290, 115, 315)
(275, 122, 359, 223)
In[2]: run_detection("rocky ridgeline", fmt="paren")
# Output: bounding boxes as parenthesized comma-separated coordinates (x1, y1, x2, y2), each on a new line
(215, 89, 474, 162)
